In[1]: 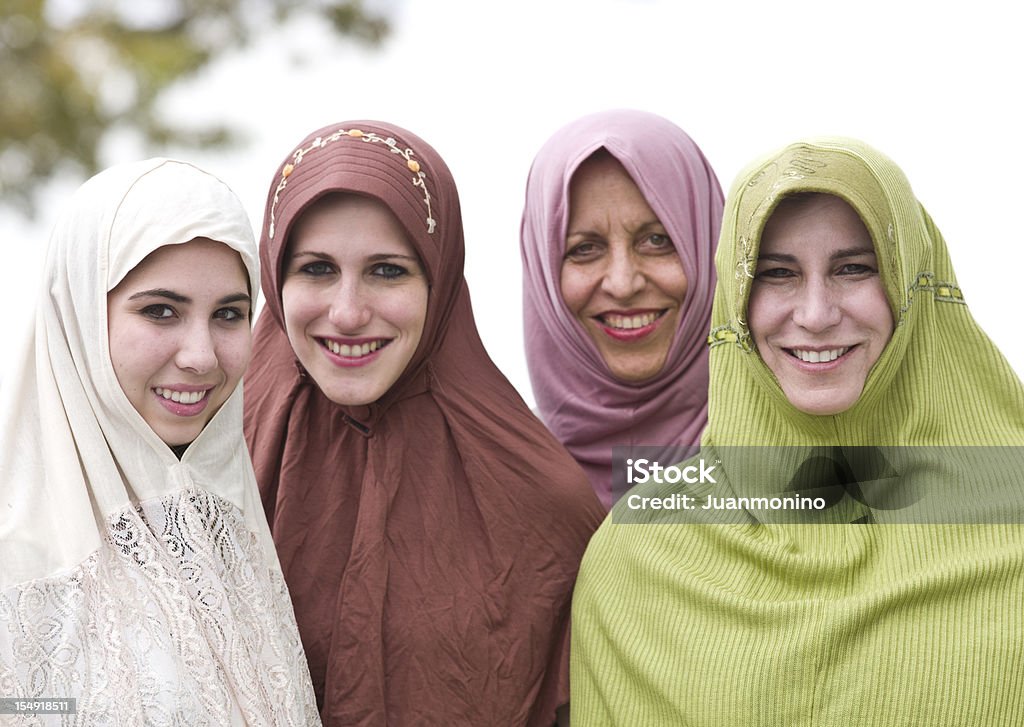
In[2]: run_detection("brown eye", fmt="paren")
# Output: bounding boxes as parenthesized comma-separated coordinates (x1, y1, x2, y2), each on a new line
(837, 263, 875, 276)
(564, 241, 601, 261)
(141, 304, 176, 320)
(214, 307, 246, 322)
(755, 267, 795, 280)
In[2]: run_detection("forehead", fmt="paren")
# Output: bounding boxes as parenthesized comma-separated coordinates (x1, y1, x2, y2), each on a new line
(116, 239, 247, 287)
(289, 193, 418, 257)
(567, 151, 656, 223)
(760, 194, 874, 255)
(571, 152, 635, 194)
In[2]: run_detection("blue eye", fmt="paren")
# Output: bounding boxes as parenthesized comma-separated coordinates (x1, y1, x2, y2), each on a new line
(371, 263, 408, 280)
(299, 261, 335, 276)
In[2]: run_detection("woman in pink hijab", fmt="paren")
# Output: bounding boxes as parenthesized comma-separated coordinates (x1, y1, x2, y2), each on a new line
(521, 110, 723, 508)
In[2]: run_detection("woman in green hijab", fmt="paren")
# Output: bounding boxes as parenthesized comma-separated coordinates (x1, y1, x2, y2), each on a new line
(570, 138, 1024, 725)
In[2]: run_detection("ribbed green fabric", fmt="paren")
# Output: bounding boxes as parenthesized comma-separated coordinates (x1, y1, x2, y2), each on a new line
(570, 138, 1024, 725)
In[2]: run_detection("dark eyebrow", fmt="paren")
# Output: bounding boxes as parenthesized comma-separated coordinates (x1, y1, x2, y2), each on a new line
(127, 289, 250, 306)
(567, 219, 664, 240)
(291, 250, 334, 261)
(830, 246, 876, 260)
(636, 221, 667, 236)
(218, 293, 251, 306)
(757, 252, 797, 263)
(128, 288, 188, 303)
(757, 247, 876, 262)
(367, 253, 420, 263)
(566, 229, 599, 242)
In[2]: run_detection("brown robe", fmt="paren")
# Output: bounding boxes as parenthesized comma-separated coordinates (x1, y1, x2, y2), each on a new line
(244, 121, 604, 726)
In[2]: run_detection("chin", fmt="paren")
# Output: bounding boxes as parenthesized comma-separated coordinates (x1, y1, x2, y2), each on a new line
(324, 393, 372, 407)
(786, 388, 864, 417)
(155, 428, 202, 447)
(605, 354, 669, 384)
(320, 384, 383, 407)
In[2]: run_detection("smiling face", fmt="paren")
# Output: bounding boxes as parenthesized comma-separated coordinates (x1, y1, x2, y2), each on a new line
(747, 193, 895, 415)
(281, 193, 429, 406)
(107, 238, 253, 446)
(560, 150, 688, 383)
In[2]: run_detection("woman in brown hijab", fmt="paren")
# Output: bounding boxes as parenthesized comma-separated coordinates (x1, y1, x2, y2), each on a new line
(244, 121, 604, 726)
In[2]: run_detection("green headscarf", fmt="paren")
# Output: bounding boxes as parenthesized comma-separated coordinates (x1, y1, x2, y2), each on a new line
(706, 136, 1024, 446)
(571, 138, 1024, 725)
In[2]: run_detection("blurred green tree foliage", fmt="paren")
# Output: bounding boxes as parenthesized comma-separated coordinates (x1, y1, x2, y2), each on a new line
(0, 0, 389, 216)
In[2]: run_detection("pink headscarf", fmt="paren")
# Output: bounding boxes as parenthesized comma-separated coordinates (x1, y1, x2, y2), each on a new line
(521, 109, 723, 508)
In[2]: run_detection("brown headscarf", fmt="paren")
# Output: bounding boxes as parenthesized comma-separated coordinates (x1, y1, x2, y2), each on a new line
(244, 121, 604, 726)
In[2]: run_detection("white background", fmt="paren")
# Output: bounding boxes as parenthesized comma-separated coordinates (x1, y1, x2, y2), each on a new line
(3, 0, 1021, 406)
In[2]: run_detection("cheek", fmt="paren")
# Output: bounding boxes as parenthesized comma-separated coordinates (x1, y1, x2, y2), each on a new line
(746, 288, 792, 354)
(862, 288, 896, 346)
(107, 309, 131, 372)
(218, 327, 253, 381)
(559, 265, 594, 317)
(648, 257, 688, 303)
(395, 285, 429, 341)
(108, 318, 158, 391)
(281, 283, 320, 336)
(746, 288, 770, 343)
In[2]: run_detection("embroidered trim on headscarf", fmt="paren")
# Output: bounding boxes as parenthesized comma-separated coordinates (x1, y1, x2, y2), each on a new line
(707, 325, 753, 351)
(734, 234, 757, 325)
(895, 271, 966, 327)
(909, 272, 965, 304)
(268, 127, 436, 239)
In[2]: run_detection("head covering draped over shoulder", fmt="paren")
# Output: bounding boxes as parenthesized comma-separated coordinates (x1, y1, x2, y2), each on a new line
(570, 139, 1024, 725)
(244, 121, 604, 726)
(521, 110, 724, 507)
(0, 159, 319, 724)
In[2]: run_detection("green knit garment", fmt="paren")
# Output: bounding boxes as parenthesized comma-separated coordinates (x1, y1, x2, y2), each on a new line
(570, 138, 1024, 726)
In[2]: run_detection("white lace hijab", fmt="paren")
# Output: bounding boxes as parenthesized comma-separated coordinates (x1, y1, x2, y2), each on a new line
(0, 159, 320, 725)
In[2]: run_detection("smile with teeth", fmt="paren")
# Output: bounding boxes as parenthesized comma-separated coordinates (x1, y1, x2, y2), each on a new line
(321, 339, 388, 357)
(154, 387, 209, 404)
(600, 311, 663, 330)
(787, 347, 851, 363)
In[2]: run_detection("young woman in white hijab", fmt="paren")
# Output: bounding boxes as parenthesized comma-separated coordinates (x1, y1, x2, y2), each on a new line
(0, 159, 319, 725)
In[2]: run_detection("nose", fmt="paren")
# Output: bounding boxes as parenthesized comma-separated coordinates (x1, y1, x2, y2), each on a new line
(327, 277, 373, 331)
(600, 246, 645, 300)
(792, 278, 842, 332)
(175, 322, 218, 374)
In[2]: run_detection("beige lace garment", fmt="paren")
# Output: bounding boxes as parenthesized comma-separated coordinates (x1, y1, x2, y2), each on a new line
(0, 160, 320, 726)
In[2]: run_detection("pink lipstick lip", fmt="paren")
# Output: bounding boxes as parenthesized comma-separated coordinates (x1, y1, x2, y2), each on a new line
(782, 344, 854, 352)
(318, 337, 391, 368)
(593, 309, 667, 342)
(599, 308, 663, 317)
(153, 383, 213, 393)
(319, 335, 386, 346)
(152, 386, 214, 417)
(782, 344, 858, 372)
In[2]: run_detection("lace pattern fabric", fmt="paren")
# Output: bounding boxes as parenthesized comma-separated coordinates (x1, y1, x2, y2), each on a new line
(0, 486, 319, 726)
